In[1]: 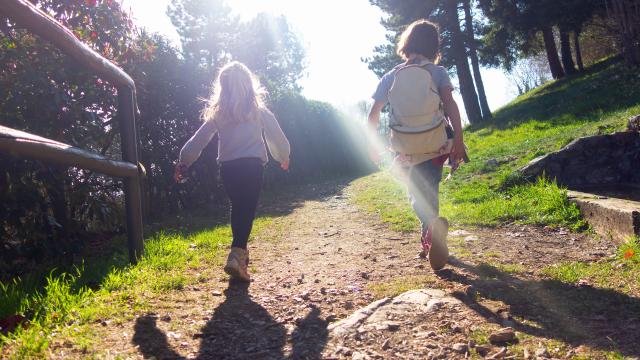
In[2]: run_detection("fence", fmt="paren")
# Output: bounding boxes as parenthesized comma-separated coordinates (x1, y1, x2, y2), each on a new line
(0, 0, 144, 263)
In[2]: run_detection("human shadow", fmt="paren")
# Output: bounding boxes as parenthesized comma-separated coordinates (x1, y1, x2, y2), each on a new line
(133, 280, 328, 359)
(440, 258, 640, 356)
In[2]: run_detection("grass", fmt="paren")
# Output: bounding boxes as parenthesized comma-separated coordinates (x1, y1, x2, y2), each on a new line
(542, 237, 640, 295)
(0, 216, 277, 358)
(350, 57, 640, 230)
(368, 275, 437, 298)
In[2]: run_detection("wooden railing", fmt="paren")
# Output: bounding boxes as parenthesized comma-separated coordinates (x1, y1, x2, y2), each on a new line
(0, 0, 144, 263)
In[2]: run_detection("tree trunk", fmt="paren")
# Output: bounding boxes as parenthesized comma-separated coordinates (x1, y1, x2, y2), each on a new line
(574, 29, 585, 72)
(462, 0, 492, 120)
(445, 0, 482, 124)
(541, 26, 565, 79)
(559, 26, 577, 74)
(607, 0, 640, 66)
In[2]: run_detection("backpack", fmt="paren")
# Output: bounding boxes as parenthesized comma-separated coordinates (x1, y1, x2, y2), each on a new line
(387, 63, 448, 156)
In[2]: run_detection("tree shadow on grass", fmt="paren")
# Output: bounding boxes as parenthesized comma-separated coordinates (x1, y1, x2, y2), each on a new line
(439, 258, 640, 356)
(133, 281, 328, 359)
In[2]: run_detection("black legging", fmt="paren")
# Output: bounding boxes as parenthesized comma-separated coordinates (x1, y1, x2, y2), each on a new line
(220, 158, 264, 250)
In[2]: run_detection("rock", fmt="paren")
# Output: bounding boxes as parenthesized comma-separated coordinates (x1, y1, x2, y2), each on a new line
(485, 159, 500, 168)
(336, 346, 352, 356)
(451, 343, 468, 354)
(629, 115, 640, 132)
(450, 229, 471, 236)
(381, 338, 391, 350)
(489, 327, 517, 344)
(464, 235, 479, 241)
(487, 347, 508, 359)
(352, 351, 370, 360)
(535, 346, 549, 358)
(475, 345, 491, 356)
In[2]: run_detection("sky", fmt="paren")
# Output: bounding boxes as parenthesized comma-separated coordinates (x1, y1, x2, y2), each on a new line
(122, 0, 514, 114)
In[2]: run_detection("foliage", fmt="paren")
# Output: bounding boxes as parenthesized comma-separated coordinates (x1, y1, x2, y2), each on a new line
(477, 0, 606, 70)
(1, 0, 372, 274)
(0, 0, 136, 276)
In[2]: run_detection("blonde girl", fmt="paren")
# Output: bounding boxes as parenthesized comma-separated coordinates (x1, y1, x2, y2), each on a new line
(175, 61, 290, 282)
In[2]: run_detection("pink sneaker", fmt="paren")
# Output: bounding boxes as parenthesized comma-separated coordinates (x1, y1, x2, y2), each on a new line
(419, 227, 432, 259)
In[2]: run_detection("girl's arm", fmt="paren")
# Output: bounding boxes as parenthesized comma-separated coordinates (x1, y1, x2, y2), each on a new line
(439, 87, 465, 163)
(367, 100, 386, 164)
(178, 120, 218, 167)
(262, 109, 291, 169)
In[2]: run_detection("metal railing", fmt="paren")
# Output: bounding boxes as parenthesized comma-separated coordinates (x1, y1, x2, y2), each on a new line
(0, 0, 144, 263)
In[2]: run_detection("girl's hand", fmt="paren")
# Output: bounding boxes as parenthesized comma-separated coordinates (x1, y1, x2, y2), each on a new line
(368, 145, 381, 165)
(281, 160, 290, 171)
(174, 163, 188, 183)
(450, 136, 466, 165)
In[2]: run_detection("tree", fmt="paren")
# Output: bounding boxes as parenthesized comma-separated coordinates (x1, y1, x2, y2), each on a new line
(462, 0, 492, 119)
(479, 0, 605, 77)
(478, 0, 565, 79)
(230, 13, 306, 96)
(443, 0, 483, 123)
(167, 0, 238, 71)
(606, 0, 640, 66)
(541, 25, 566, 79)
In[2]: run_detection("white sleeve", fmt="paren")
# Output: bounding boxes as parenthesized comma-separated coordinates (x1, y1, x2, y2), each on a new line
(261, 109, 290, 164)
(178, 120, 218, 166)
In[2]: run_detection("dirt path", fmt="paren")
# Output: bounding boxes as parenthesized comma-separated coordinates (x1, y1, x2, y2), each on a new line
(79, 180, 639, 359)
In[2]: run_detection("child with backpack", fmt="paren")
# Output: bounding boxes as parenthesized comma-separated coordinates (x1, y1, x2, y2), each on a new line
(367, 19, 466, 270)
(175, 61, 290, 282)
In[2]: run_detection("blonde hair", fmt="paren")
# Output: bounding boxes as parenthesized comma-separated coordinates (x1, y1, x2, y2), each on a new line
(201, 61, 265, 124)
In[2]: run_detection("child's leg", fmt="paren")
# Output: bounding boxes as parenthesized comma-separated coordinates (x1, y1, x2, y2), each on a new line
(220, 158, 264, 250)
(407, 160, 443, 232)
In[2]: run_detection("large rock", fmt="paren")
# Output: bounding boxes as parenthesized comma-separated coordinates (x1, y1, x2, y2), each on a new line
(518, 131, 640, 188)
(328, 289, 461, 336)
(629, 115, 640, 132)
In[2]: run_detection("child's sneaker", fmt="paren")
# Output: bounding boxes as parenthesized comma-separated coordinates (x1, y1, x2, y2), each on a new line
(428, 217, 449, 271)
(419, 226, 432, 258)
(224, 247, 250, 282)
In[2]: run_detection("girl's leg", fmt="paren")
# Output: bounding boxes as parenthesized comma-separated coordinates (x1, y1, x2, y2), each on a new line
(408, 159, 443, 232)
(220, 158, 264, 250)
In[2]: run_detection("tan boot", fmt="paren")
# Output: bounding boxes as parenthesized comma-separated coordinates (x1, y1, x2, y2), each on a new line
(224, 247, 250, 282)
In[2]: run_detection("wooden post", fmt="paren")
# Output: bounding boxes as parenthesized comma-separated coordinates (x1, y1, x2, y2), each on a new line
(118, 86, 144, 263)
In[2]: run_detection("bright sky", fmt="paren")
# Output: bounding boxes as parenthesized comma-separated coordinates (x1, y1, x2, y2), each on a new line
(123, 0, 513, 114)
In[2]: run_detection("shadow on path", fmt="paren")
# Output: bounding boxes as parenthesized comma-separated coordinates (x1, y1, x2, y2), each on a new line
(440, 258, 640, 357)
(133, 281, 328, 359)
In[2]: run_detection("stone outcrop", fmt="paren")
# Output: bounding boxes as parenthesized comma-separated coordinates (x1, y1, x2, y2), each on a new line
(519, 131, 640, 188)
(328, 289, 461, 336)
(629, 115, 640, 132)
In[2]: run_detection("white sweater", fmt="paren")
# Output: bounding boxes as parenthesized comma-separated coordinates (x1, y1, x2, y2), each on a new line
(179, 108, 290, 166)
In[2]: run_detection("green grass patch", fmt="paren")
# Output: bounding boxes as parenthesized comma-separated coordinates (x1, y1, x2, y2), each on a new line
(0, 216, 276, 358)
(542, 237, 640, 295)
(368, 275, 438, 298)
(350, 172, 419, 232)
